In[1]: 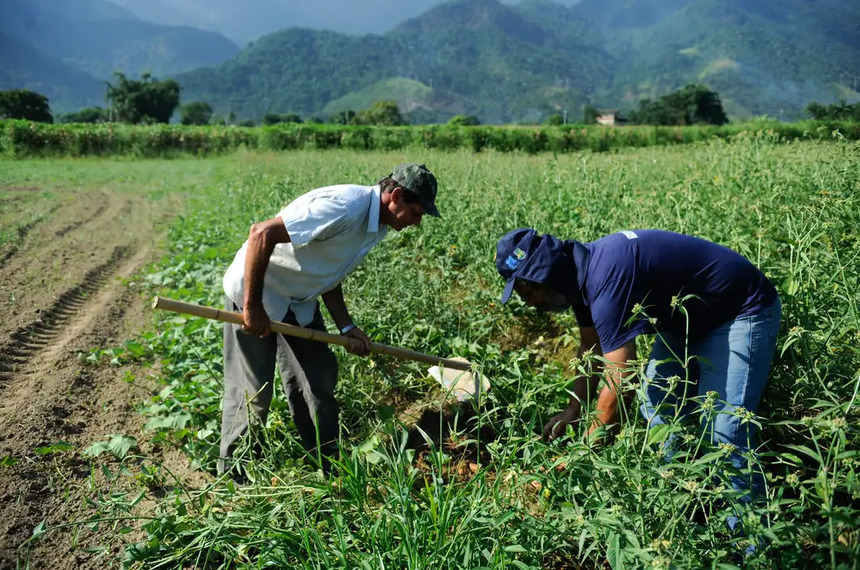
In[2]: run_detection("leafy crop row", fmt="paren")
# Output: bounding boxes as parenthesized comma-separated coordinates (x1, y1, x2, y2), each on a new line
(2, 119, 859, 158)
(25, 137, 859, 568)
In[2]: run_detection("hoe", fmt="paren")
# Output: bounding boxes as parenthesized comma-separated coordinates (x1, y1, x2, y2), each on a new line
(152, 296, 490, 401)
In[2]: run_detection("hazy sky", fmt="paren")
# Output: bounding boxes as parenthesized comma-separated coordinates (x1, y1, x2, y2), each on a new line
(111, 0, 582, 44)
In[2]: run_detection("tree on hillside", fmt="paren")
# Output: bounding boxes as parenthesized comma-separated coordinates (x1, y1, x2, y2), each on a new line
(329, 110, 356, 125)
(59, 107, 109, 124)
(630, 84, 728, 126)
(263, 113, 302, 125)
(805, 100, 860, 121)
(180, 101, 213, 125)
(354, 100, 405, 126)
(544, 114, 564, 126)
(448, 115, 481, 126)
(0, 90, 53, 123)
(583, 104, 600, 125)
(106, 72, 180, 124)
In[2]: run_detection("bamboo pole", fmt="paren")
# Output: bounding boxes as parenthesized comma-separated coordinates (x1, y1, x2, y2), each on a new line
(152, 297, 472, 371)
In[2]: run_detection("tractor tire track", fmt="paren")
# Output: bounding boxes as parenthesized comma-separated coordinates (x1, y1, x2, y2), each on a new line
(0, 178, 187, 570)
(0, 246, 130, 388)
(0, 243, 164, 570)
(0, 191, 126, 340)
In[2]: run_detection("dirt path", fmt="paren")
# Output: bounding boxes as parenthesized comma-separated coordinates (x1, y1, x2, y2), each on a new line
(0, 185, 185, 569)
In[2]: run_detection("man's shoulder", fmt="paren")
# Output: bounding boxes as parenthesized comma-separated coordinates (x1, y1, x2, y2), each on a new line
(283, 184, 372, 214)
(587, 232, 639, 268)
(307, 184, 372, 200)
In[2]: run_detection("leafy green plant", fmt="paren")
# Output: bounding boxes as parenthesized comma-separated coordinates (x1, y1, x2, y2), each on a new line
(12, 136, 857, 568)
(84, 435, 139, 460)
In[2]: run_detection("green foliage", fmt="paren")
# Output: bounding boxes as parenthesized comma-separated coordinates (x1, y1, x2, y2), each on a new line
(8, 139, 859, 568)
(106, 72, 180, 124)
(805, 100, 860, 121)
(58, 106, 108, 124)
(0, 89, 53, 123)
(82, 139, 856, 568)
(33, 441, 74, 455)
(4, 120, 860, 159)
(353, 100, 406, 126)
(0, 120, 257, 158)
(84, 434, 139, 460)
(170, 0, 860, 124)
(448, 115, 481, 126)
(263, 112, 302, 125)
(329, 109, 356, 125)
(630, 84, 729, 126)
(583, 104, 600, 125)
(179, 101, 213, 126)
(544, 113, 564, 126)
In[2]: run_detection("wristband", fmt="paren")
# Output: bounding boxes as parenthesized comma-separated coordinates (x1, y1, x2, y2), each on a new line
(339, 322, 356, 335)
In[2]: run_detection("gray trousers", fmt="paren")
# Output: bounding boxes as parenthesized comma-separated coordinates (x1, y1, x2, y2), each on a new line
(218, 297, 339, 474)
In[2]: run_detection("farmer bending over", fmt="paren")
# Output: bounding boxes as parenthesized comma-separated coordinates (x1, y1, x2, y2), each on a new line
(495, 228, 781, 511)
(220, 163, 440, 477)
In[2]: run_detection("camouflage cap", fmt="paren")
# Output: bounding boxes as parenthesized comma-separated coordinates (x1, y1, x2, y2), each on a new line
(390, 163, 440, 218)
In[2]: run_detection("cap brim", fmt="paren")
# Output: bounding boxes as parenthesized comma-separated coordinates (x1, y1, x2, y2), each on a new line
(423, 200, 441, 218)
(500, 277, 516, 303)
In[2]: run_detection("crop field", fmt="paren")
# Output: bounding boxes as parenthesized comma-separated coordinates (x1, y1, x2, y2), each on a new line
(1, 133, 858, 569)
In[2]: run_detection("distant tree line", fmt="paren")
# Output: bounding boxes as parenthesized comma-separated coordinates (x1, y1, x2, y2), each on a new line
(805, 100, 860, 121)
(3, 80, 858, 128)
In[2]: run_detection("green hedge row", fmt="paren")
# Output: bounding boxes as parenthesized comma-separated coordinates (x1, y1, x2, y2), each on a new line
(2, 120, 858, 158)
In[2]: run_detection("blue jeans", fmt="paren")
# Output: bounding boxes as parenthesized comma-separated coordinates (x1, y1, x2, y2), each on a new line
(639, 298, 782, 503)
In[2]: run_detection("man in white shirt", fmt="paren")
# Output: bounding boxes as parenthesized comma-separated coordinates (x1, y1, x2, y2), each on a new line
(220, 163, 440, 477)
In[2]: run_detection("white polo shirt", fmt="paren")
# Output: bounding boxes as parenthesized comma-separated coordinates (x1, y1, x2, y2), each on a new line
(223, 184, 388, 326)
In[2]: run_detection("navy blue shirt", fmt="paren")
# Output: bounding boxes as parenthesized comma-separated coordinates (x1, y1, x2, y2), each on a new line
(573, 230, 778, 353)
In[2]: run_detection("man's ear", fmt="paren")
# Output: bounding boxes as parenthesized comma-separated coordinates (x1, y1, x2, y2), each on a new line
(389, 186, 404, 204)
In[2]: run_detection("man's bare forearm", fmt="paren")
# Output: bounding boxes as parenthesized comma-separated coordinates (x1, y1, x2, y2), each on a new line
(320, 284, 353, 331)
(568, 327, 603, 411)
(566, 373, 601, 413)
(588, 340, 637, 435)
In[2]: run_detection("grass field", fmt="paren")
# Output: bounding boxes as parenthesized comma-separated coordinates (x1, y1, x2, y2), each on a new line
(5, 134, 859, 569)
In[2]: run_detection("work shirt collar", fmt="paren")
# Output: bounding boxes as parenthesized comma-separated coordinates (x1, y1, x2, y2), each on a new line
(367, 185, 382, 234)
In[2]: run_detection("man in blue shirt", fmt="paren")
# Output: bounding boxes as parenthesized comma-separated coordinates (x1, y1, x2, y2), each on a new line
(495, 228, 781, 506)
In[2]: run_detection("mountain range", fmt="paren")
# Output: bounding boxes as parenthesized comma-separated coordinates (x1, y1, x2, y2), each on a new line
(175, 0, 860, 122)
(0, 0, 239, 111)
(1, 0, 858, 121)
(109, 0, 470, 46)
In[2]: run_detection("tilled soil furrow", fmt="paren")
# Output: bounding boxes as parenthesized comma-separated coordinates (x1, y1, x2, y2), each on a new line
(0, 246, 131, 384)
(1, 219, 43, 268)
(0, 242, 168, 570)
(0, 194, 124, 330)
(0, 203, 61, 269)
(1, 179, 181, 570)
(55, 204, 107, 238)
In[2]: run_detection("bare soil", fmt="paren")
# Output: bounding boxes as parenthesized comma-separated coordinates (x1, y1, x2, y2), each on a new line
(0, 185, 190, 569)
